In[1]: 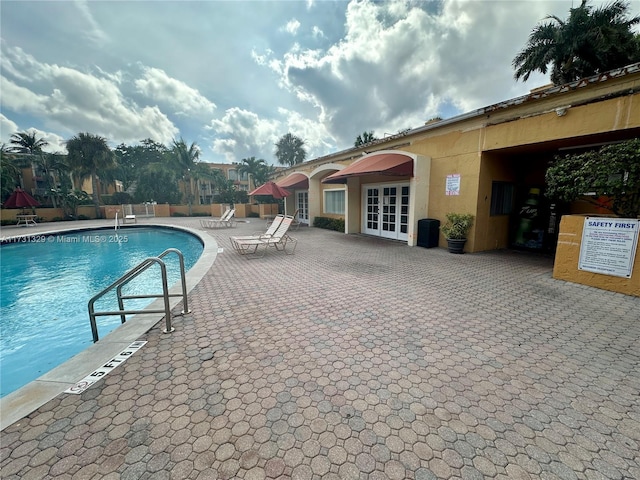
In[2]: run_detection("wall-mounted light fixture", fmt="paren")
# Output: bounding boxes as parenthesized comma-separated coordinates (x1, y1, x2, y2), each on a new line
(555, 106, 571, 117)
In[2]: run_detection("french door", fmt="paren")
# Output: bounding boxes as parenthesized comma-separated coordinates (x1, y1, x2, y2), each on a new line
(362, 183, 410, 241)
(296, 191, 309, 224)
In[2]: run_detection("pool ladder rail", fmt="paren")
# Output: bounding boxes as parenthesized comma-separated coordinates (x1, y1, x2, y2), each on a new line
(88, 248, 190, 343)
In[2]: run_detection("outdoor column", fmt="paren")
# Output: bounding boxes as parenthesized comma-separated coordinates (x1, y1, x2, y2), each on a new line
(345, 176, 361, 234)
(408, 155, 431, 246)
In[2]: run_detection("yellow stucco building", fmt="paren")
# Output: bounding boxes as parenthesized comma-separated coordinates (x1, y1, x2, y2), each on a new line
(273, 64, 640, 257)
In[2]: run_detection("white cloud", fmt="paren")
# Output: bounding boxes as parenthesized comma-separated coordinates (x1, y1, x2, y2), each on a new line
(0, 114, 19, 145)
(207, 106, 336, 163)
(277, 108, 335, 158)
(0, 44, 179, 145)
(254, 0, 576, 145)
(135, 66, 216, 116)
(0, 115, 68, 153)
(283, 19, 301, 35)
(2, 0, 638, 163)
(73, 0, 109, 46)
(208, 108, 281, 163)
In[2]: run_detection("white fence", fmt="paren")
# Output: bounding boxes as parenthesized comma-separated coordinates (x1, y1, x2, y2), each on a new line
(122, 203, 156, 218)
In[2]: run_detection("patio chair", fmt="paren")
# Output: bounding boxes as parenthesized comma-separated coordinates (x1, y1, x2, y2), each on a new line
(230, 214, 284, 246)
(230, 215, 297, 258)
(290, 208, 301, 230)
(199, 207, 230, 228)
(200, 208, 235, 229)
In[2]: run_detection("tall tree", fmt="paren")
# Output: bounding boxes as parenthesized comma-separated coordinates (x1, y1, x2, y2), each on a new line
(114, 139, 170, 193)
(9, 131, 48, 154)
(1, 144, 22, 199)
(237, 156, 267, 189)
(275, 133, 306, 167)
(65, 132, 115, 218)
(253, 163, 276, 187)
(513, 0, 640, 84)
(354, 131, 378, 147)
(134, 164, 182, 204)
(33, 152, 70, 208)
(171, 138, 200, 214)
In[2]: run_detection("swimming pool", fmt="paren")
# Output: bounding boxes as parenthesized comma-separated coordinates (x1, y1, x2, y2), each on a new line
(0, 226, 204, 397)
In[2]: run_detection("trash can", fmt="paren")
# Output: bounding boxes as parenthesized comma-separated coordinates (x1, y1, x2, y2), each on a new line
(417, 219, 440, 248)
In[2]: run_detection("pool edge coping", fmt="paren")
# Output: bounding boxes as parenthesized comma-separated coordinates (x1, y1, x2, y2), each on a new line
(0, 223, 218, 431)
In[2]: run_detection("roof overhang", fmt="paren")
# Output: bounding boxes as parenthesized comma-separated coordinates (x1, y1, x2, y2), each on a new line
(322, 153, 414, 184)
(277, 173, 309, 190)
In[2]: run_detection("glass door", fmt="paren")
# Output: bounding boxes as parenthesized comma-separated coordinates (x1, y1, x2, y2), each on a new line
(296, 191, 309, 224)
(363, 187, 380, 235)
(362, 183, 409, 241)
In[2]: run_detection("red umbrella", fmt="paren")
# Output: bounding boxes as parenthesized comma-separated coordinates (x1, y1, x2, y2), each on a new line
(249, 181, 291, 199)
(3, 188, 40, 209)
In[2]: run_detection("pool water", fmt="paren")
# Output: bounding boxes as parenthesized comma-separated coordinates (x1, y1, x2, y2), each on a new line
(0, 227, 203, 397)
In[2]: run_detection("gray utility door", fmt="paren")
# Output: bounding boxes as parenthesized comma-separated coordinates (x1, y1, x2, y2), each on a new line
(362, 183, 410, 241)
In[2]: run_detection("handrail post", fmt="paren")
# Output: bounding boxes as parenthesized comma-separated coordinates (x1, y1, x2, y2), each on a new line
(158, 261, 174, 333)
(159, 248, 189, 314)
(88, 307, 99, 343)
(116, 283, 127, 324)
(87, 248, 189, 342)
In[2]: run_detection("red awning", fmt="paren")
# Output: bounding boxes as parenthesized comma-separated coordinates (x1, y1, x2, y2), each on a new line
(277, 173, 309, 190)
(322, 153, 413, 184)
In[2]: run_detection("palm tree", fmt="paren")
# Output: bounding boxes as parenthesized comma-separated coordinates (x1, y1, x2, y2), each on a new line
(33, 152, 70, 208)
(1, 144, 22, 199)
(275, 133, 306, 167)
(66, 132, 115, 218)
(355, 131, 378, 147)
(171, 138, 200, 214)
(190, 162, 225, 205)
(237, 156, 267, 189)
(9, 131, 48, 154)
(134, 164, 182, 204)
(513, 0, 640, 84)
(253, 163, 276, 187)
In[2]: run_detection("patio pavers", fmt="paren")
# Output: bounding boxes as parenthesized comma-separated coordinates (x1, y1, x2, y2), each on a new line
(1, 218, 639, 479)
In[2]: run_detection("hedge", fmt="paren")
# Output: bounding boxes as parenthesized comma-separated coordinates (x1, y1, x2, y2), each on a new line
(313, 216, 345, 232)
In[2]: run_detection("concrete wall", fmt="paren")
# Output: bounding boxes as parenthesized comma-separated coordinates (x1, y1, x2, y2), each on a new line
(553, 215, 639, 297)
(1, 203, 279, 223)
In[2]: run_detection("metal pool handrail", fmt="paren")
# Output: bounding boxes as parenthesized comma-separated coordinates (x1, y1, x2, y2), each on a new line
(88, 248, 190, 343)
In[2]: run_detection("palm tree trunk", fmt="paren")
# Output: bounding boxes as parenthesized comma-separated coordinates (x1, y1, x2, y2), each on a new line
(91, 172, 101, 219)
(186, 175, 193, 216)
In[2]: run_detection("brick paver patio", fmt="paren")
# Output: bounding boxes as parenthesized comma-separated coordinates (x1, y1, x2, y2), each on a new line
(1, 218, 639, 479)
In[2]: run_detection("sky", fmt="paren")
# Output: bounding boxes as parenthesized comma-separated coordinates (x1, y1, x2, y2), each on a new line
(1, 0, 639, 164)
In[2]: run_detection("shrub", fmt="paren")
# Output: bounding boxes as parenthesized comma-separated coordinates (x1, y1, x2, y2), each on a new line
(441, 213, 474, 239)
(313, 216, 345, 232)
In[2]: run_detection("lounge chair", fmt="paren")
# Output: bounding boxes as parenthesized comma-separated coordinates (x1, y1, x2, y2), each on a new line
(200, 208, 236, 229)
(290, 209, 301, 230)
(122, 204, 137, 224)
(231, 214, 284, 244)
(230, 215, 297, 257)
(200, 207, 231, 228)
